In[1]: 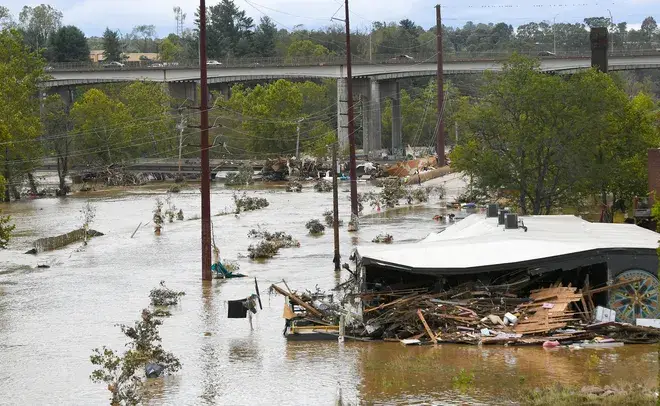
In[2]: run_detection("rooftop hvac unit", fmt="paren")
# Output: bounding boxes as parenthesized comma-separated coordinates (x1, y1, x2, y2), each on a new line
(486, 204, 499, 218)
(498, 209, 510, 225)
(505, 213, 519, 229)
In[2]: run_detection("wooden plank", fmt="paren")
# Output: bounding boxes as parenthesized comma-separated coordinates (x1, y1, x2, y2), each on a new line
(364, 293, 420, 314)
(417, 309, 437, 342)
(271, 284, 323, 318)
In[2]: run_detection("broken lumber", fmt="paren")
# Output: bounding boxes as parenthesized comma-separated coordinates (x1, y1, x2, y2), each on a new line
(417, 309, 437, 343)
(271, 284, 323, 318)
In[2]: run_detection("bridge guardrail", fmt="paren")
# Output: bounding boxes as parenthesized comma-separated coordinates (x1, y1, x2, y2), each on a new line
(46, 49, 660, 72)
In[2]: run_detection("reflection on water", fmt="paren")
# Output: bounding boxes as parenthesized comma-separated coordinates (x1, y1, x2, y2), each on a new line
(0, 184, 656, 405)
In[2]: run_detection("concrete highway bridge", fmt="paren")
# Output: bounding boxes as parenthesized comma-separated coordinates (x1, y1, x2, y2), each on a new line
(43, 50, 660, 157)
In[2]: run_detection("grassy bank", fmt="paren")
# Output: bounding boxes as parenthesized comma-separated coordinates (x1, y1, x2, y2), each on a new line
(520, 385, 657, 406)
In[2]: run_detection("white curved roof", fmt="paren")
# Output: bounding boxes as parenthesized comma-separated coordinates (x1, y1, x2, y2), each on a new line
(357, 214, 660, 271)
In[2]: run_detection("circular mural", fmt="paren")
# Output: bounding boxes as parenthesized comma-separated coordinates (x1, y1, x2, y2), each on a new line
(607, 269, 660, 324)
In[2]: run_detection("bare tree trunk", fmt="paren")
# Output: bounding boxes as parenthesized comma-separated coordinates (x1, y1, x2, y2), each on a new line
(3, 147, 9, 202)
(27, 172, 38, 195)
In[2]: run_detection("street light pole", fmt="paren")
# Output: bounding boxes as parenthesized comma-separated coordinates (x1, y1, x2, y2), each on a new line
(553, 18, 556, 55)
(608, 9, 615, 54)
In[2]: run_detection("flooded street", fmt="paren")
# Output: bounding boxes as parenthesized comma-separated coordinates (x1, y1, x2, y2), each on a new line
(0, 182, 657, 405)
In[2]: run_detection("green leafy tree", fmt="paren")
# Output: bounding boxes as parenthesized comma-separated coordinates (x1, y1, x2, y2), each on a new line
(200, 0, 254, 59)
(0, 29, 46, 202)
(159, 34, 183, 62)
(102, 28, 122, 62)
(220, 79, 334, 155)
(71, 88, 132, 165)
(254, 16, 277, 57)
(641, 17, 658, 42)
(286, 39, 330, 60)
(120, 82, 174, 156)
(583, 17, 611, 28)
(0, 6, 15, 29)
(42, 94, 74, 195)
(47, 25, 90, 62)
(0, 211, 15, 248)
(450, 55, 623, 215)
(131, 25, 157, 53)
(18, 4, 62, 51)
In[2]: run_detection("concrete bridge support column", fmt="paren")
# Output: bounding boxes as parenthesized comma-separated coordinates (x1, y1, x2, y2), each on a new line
(168, 81, 198, 103)
(388, 82, 403, 156)
(337, 78, 349, 150)
(209, 82, 231, 100)
(370, 78, 382, 156)
(361, 96, 370, 156)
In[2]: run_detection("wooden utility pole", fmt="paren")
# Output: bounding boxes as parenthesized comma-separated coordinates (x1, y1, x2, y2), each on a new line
(199, 0, 212, 281)
(332, 143, 340, 271)
(344, 0, 359, 225)
(435, 4, 445, 166)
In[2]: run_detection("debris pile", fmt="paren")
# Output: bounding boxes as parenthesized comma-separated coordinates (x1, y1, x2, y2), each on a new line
(272, 279, 660, 346)
(233, 193, 269, 213)
(305, 219, 325, 235)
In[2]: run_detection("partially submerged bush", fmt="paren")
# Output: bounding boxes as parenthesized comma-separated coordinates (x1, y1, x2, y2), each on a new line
(149, 281, 186, 306)
(234, 193, 269, 213)
(306, 219, 325, 235)
(91, 303, 182, 404)
(286, 181, 303, 192)
(176, 209, 184, 221)
(153, 199, 164, 234)
(0, 211, 15, 249)
(407, 187, 429, 204)
(225, 163, 254, 186)
(314, 179, 332, 192)
(248, 229, 300, 249)
(323, 210, 343, 228)
(247, 240, 279, 259)
(372, 233, 393, 244)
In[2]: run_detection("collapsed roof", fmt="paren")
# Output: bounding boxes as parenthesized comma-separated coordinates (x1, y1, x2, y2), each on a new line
(356, 214, 660, 276)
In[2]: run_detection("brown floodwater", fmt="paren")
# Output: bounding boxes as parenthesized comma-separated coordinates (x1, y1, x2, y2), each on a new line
(0, 182, 657, 405)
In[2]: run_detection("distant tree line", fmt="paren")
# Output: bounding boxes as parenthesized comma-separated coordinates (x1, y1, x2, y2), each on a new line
(2, 3, 660, 64)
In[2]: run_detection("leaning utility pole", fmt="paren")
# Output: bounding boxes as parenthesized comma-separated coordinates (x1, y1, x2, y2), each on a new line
(344, 0, 359, 225)
(332, 143, 340, 272)
(435, 4, 445, 166)
(199, 0, 212, 281)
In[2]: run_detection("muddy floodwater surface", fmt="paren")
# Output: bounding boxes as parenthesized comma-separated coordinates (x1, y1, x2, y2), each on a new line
(0, 182, 657, 405)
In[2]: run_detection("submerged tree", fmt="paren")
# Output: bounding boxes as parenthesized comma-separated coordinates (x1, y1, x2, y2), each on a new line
(42, 94, 73, 196)
(450, 54, 658, 215)
(80, 201, 96, 245)
(0, 29, 46, 202)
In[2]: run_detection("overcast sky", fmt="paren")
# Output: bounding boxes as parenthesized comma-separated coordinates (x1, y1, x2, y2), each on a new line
(4, 0, 658, 37)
